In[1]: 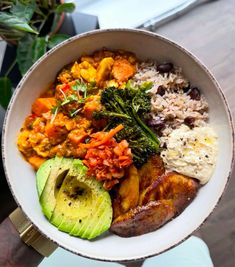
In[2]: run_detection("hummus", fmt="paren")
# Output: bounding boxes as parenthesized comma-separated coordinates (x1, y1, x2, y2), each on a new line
(161, 125, 218, 184)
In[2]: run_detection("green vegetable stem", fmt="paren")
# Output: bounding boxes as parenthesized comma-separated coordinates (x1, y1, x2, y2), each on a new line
(93, 84, 160, 167)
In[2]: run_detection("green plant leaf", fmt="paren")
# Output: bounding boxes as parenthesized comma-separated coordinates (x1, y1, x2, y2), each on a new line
(48, 33, 70, 49)
(55, 3, 75, 13)
(39, 0, 49, 9)
(10, 0, 36, 22)
(17, 34, 34, 75)
(17, 35, 46, 75)
(50, 13, 60, 34)
(0, 12, 38, 34)
(32, 37, 47, 62)
(0, 77, 12, 109)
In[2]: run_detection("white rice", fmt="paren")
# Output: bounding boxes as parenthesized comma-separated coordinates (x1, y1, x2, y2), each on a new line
(133, 62, 189, 92)
(133, 61, 209, 137)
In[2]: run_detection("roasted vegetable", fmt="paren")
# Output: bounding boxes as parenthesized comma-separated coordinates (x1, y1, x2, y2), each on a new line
(32, 98, 56, 116)
(112, 165, 140, 218)
(94, 86, 160, 166)
(139, 172, 199, 212)
(138, 155, 165, 204)
(111, 58, 136, 82)
(110, 200, 175, 237)
(111, 170, 199, 237)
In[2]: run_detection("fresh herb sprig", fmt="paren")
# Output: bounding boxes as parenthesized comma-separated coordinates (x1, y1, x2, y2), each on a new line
(51, 79, 89, 121)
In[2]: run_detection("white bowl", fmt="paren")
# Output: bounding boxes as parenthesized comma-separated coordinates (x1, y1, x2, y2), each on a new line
(2, 29, 234, 262)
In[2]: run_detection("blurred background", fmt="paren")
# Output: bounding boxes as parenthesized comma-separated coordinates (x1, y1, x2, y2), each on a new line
(0, 0, 234, 266)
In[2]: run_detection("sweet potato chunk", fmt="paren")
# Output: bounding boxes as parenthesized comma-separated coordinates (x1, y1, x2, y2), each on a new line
(83, 95, 102, 120)
(32, 98, 56, 116)
(110, 200, 175, 237)
(28, 156, 46, 170)
(112, 58, 136, 82)
(140, 172, 199, 213)
(112, 165, 140, 218)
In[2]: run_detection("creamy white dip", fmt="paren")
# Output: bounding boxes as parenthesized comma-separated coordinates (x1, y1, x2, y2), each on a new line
(161, 125, 218, 184)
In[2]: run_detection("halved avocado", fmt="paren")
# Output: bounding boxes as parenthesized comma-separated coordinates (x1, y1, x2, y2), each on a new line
(37, 157, 112, 239)
(39, 157, 73, 220)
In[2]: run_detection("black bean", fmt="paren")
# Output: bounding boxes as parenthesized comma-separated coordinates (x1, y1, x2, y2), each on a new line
(156, 85, 166, 96)
(157, 62, 173, 73)
(155, 122, 166, 132)
(162, 142, 167, 149)
(188, 87, 201, 100)
(184, 116, 195, 128)
(147, 119, 166, 135)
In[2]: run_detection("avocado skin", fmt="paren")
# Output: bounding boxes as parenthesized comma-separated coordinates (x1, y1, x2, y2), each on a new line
(36, 158, 53, 197)
(37, 157, 112, 239)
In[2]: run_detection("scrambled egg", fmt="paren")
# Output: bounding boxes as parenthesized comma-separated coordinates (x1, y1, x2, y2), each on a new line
(161, 125, 218, 184)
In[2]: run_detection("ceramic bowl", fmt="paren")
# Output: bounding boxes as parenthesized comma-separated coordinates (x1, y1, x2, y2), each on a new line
(2, 29, 234, 262)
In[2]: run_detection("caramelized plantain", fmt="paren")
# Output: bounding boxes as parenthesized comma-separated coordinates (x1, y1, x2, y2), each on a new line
(112, 165, 140, 219)
(110, 200, 175, 237)
(138, 155, 165, 204)
(139, 172, 199, 214)
(111, 171, 199, 237)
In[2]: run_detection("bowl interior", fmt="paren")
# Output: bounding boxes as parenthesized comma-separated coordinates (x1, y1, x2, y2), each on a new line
(2, 29, 234, 261)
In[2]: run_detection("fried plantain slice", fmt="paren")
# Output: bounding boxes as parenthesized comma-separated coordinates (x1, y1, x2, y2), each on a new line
(112, 165, 140, 219)
(110, 200, 175, 237)
(139, 172, 199, 214)
(138, 155, 165, 204)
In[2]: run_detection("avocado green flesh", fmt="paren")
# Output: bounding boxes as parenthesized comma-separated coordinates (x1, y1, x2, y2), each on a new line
(37, 157, 112, 240)
(50, 174, 92, 232)
(39, 157, 72, 220)
(89, 199, 113, 239)
(70, 191, 112, 239)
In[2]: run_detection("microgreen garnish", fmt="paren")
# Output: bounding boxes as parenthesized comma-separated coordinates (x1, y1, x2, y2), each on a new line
(50, 80, 89, 119)
(50, 105, 59, 123)
(61, 94, 78, 106)
(69, 108, 82, 117)
(59, 88, 67, 99)
(51, 105, 58, 114)
(72, 79, 88, 98)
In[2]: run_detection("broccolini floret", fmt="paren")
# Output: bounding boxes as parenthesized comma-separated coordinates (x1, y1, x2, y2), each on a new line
(93, 85, 160, 167)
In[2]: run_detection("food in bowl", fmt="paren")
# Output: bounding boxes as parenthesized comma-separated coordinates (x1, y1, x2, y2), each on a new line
(17, 48, 218, 239)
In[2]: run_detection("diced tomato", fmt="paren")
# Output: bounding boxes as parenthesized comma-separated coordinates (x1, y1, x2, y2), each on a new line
(61, 84, 70, 92)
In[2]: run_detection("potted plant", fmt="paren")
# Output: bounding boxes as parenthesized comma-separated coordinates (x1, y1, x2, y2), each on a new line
(0, 0, 76, 110)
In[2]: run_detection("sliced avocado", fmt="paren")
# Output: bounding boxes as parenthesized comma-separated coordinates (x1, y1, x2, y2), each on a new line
(50, 162, 88, 231)
(73, 194, 112, 239)
(36, 158, 54, 197)
(37, 157, 112, 239)
(51, 162, 112, 239)
(39, 157, 73, 220)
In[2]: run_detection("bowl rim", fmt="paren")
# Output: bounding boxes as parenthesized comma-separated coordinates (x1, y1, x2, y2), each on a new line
(2, 28, 235, 262)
